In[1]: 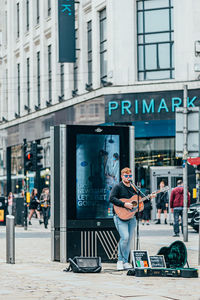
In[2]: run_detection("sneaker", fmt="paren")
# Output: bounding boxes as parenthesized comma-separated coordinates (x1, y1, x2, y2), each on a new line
(155, 219, 160, 224)
(45, 224, 48, 229)
(117, 261, 124, 270)
(173, 233, 180, 237)
(123, 263, 132, 270)
(164, 219, 167, 224)
(28, 221, 32, 225)
(39, 220, 43, 225)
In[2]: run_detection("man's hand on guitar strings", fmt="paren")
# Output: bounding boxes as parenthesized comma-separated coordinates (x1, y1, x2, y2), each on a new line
(124, 202, 133, 210)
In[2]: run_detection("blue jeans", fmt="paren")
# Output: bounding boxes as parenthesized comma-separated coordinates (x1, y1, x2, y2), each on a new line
(114, 215, 136, 263)
(173, 207, 183, 234)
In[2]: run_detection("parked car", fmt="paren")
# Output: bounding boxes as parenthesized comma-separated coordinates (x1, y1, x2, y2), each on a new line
(188, 202, 200, 232)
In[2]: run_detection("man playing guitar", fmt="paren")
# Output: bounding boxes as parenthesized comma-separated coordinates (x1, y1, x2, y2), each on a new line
(109, 167, 137, 270)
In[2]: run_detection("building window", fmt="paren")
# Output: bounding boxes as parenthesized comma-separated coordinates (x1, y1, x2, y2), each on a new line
(99, 8, 107, 82)
(137, 0, 174, 81)
(37, 51, 40, 106)
(26, 0, 29, 31)
(6, 69, 8, 104)
(60, 63, 64, 97)
(48, 45, 52, 102)
(87, 21, 92, 85)
(36, 0, 40, 24)
(80, 104, 85, 116)
(27, 58, 30, 109)
(5, 11, 8, 44)
(73, 29, 78, 92)
(17, 63, 20, 115)
(89, 103, 99, 116)
(47, 0, 51, 17)
(17, 2, 20, 38)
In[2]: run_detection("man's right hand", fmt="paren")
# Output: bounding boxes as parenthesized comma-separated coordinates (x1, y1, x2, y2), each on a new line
(124, 202, 133, 210)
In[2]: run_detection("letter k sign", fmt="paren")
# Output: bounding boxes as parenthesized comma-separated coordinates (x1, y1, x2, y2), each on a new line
(62, 0, 72, 15)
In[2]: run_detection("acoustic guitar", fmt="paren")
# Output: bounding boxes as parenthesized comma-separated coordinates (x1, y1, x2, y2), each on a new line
(113, 186, 169, 221)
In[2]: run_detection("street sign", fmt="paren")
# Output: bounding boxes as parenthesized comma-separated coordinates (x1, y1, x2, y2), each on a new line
(176, 107, 200, 157)
(188, 157, 200, 165)
(149, 255, 166, 268)
(58, 0, 75, 62)
(132, 250, 150, 269)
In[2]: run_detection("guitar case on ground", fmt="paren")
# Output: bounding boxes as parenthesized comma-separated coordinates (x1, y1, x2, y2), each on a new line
(127, 241, 198, 278)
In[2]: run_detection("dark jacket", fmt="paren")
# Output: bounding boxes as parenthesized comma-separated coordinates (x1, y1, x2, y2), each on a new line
(170, 186, 190, 208)
(109, 181, 137, 214)
(156, 191, 169, 205)
(29, 195, 39, 210)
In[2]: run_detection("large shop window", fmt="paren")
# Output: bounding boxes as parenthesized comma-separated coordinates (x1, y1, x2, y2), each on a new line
(135, 137, 181, 167)
(137, 0, 174, 81)
(135, 137, 181, 188)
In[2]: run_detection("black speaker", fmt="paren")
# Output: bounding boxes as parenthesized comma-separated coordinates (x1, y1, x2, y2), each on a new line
(67, 256, 102, 273)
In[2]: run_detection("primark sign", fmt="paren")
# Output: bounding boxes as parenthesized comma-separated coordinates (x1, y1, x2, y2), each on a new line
(105, 89, 200, 122)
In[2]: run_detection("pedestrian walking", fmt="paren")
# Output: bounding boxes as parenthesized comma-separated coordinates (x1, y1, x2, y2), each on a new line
(7, 192, 14, 215)
(155, 180, 169, 224)
(40, 188, 50, 229)
(170, 179, 190, 237)
(28, 188, 42, 225)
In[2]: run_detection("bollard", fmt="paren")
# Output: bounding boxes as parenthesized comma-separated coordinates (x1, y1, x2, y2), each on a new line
(6, 215, 15, 264)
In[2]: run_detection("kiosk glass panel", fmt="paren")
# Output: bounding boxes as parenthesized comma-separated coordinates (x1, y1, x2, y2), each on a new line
(76, 134, 120, 219)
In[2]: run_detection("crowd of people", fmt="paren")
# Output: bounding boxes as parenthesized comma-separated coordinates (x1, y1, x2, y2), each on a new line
(7, 187, 50, 229)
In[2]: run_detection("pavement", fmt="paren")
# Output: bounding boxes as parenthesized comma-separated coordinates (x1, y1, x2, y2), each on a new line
(0, 218, 200, 300)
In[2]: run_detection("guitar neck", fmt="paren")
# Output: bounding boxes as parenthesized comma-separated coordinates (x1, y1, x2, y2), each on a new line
(137, 188, 168, 203)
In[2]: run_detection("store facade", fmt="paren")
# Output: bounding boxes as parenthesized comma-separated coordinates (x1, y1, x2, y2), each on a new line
(0, 88, 199, 197)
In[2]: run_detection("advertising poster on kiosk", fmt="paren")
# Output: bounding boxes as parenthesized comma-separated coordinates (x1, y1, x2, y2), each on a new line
(76, 134, 120, 219)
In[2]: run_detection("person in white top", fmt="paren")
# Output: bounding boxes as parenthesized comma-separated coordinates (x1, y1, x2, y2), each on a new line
(7, 192, 14, 215)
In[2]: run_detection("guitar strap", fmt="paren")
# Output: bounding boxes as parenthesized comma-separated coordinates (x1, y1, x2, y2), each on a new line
(129, 183, 138, 196)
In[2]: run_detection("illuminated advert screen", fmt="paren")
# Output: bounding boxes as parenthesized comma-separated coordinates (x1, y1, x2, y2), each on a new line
(76, 134, 120, 219)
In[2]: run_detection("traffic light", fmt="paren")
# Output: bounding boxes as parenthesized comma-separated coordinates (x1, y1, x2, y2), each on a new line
(24, 150, 33, 171)
(31, 142, 43, 171)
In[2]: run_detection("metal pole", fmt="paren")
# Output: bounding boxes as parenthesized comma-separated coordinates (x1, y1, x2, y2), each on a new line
(196, 168, 200, 203)
(23, 139, 28, 230)
(129, 126, 136, 251)
(183, 85, 188, 242)
(129, 126, 135, 183)
(199, 210, 200, 265)
(60, 125, 67, 263)
(50, 126, 55, 262)
(24, 175, 28, 231)
(197, 167, 200, 265)
(6, 215, 15, 264)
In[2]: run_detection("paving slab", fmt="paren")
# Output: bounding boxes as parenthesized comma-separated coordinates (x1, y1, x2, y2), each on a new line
(0, 219, 199, 300)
